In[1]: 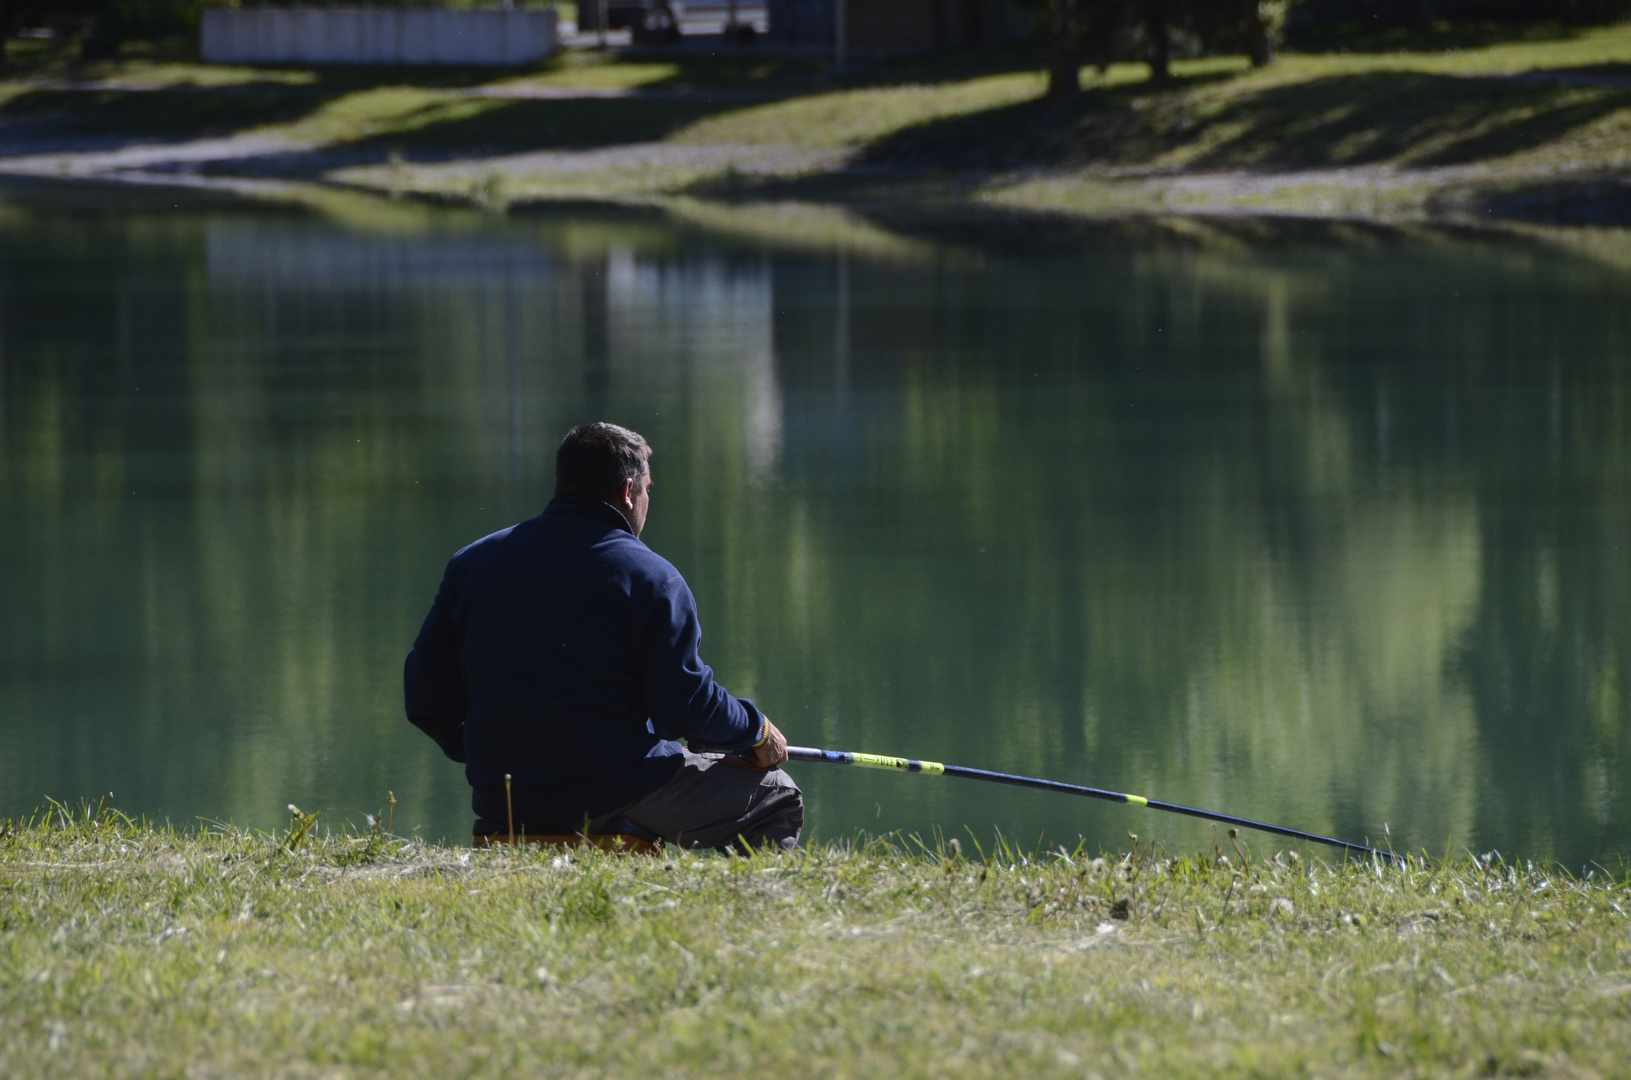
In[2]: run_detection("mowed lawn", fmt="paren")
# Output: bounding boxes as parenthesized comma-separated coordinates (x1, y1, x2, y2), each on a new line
(2, 814, 1629, 1078)
(1, 23, 1629, 219)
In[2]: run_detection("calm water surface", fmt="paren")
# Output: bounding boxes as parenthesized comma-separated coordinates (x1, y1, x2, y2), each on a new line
(2, 190, 1628, 867)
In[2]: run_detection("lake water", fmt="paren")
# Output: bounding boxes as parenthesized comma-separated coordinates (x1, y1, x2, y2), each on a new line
(2, 186, 1628, 868)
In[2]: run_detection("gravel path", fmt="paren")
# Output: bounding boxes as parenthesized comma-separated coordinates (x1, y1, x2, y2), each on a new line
(0, 124, 1622, 228)
(0, 132, 313, 182)
(0, 127, 842, 198)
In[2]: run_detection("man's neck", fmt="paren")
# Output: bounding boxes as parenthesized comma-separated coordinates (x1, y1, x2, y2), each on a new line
(545, 495, 635, 534)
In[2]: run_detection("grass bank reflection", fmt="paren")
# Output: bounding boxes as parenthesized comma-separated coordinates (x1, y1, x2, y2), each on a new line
(0, 199, 1625, 867)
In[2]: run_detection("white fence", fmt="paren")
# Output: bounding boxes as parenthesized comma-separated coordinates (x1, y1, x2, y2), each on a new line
(201, 8, 557, 66)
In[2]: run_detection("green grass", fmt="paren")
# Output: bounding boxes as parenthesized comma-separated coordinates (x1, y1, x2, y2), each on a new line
(669, 73, 1048, 150)
(2, 24, 1631, 223)
(3, 807, 1630, 1078)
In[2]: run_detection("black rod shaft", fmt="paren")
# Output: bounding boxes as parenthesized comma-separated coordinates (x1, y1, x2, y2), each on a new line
(786, 746, 1396, 863)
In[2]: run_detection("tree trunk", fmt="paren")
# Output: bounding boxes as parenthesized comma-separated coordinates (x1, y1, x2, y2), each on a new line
(1042, 0, 1085, 100)
(1146, 0, 1170, 84)
(1047, 46, 1082, 99)
(1245, 0, 1274, 68)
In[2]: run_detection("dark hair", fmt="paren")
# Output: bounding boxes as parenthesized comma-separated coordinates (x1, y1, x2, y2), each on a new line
(555, 423, 651, 501)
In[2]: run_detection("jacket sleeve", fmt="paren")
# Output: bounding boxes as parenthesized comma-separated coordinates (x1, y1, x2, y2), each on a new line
(403, 575, 468, 763)
(639, 572, 763, 749)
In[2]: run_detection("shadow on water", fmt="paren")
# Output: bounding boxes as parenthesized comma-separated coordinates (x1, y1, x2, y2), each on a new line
(838, 204, 1437, 258)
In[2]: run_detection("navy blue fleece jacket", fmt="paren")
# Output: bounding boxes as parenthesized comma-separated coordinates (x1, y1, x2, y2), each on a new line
(403, 497, 764, 833)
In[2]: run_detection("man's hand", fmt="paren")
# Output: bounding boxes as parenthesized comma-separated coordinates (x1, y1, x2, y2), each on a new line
(751, 716, 789, 769)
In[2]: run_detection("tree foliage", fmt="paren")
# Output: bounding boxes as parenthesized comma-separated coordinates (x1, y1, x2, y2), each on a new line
(2, 1, 200, 40)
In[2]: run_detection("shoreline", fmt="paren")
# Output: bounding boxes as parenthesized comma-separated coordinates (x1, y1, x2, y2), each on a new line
(3, 818, 1629, 1077)
(1, 26, 1628, 236)
(1, 124, 1628, 234)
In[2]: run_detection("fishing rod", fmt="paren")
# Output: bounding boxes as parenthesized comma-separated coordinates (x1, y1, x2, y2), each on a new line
(785, 745, 1398, 863)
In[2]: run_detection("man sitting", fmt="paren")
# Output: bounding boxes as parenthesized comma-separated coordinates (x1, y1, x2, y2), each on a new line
(404, 422, 801, 851)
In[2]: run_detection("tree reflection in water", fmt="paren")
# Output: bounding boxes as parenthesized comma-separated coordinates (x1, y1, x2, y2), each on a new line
(0, 196, 1625, 868)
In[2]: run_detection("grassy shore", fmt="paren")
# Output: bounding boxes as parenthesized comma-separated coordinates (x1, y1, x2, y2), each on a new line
(2, 810, 1629, 1078)
(1, 23, 1630, 225)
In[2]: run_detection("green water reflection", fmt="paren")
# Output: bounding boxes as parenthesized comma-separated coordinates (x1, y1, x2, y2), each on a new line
(1, 191, 1627, 867)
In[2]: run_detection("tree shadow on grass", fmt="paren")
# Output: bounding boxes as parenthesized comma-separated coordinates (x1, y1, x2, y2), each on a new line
(0, 45, 927, 166)
(337, 96, 732, 155)
(836, 63, 1631, 180)
(1182, 67, 1631, 170)
(198, 49, 1058, 174)
(0, 45, 798, 155)
(207, 96, 747, 178)
(0, 84, 345, 154)
(0, 78, 777, 171)
(618, 45, 1051, 90)
(837, 69, 1240, 177)
(1285, 19, 1593, 55)
(0, 40, 1068, 160)
(0, 58, 533, 155)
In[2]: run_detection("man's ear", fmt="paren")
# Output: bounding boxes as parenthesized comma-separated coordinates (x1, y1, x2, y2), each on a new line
(618, 476, 637, 508)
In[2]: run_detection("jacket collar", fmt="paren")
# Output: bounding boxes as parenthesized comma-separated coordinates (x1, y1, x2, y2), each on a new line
(543, 496, 634, 534)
